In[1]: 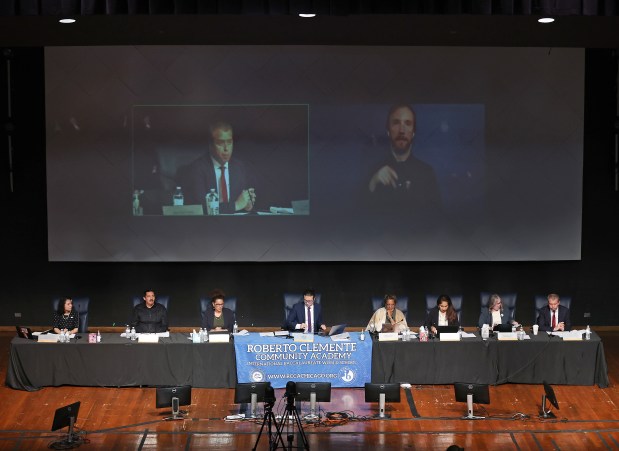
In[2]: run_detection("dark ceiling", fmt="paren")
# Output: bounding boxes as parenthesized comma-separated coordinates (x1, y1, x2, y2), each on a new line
(0, 1, 618, 47)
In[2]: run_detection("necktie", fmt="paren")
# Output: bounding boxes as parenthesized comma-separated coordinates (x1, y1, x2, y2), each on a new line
(551, 311, 556, 329)
(219, 166, 228, 203)
(307, 306, 312, 333)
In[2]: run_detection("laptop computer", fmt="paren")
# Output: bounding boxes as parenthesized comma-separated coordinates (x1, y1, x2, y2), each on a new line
(328, 324, 347, 336)
(435, 325, 460, 337)
(16, 326, 35, 340)
(493, 324, 513, 333)
(291, 200, 309, 215)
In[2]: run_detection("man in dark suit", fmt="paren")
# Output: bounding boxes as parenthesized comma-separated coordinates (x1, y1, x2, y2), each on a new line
(176, 121, 256, 213)
(285, 288, 327, 333)
(536, 293, 571, 332)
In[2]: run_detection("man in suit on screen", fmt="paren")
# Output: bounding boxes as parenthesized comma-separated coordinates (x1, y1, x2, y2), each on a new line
(176, 121, 256, 213)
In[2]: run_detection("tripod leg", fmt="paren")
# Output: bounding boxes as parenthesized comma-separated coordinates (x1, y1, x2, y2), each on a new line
(252, 414, 268, 451)
(291, 409, 309, 450)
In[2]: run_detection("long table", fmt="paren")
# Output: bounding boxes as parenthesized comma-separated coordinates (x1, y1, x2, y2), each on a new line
(5, 333, 237, 391)
(372, 332, 609, 388)
(6, 331, 609, 391)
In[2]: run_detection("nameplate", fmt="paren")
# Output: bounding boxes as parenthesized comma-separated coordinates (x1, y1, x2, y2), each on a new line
(138, 334, 159, 343)
(209, 333, 230, 343)
(293, 333, 315, 343)
(562, 334, 583, 341)
(162, 205, 204, 216)
(439, 332, 461, 341)
(378, 332, 399, 341)
(497, 332, 518, 341)
(37, 334, 59, 343)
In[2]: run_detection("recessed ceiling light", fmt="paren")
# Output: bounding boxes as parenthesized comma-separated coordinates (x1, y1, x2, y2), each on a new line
(299, 13, 316, 18)
(538, 17, 555, 24)
(59, 18, 76, 24)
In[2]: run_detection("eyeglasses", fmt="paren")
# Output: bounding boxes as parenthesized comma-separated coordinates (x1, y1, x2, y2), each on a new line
(214, 303, 224, 306)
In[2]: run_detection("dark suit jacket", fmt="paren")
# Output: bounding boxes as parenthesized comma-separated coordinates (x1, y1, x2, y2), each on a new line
(536, 305, 571, 332)
(202, 307, 235, 331)
(285, 302, 323, 333)
(424, 306, 460, 329)
(478, 309, 511, 329)
(176, 155, 252, 214)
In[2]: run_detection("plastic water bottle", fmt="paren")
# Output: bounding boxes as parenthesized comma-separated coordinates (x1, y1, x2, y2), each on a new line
(204, 328, 209, 342)
(125, 325, 131, 339)
(585, 325, 591, 340)
(173, 186, 184, 206)
(481, 324, 489, 340)
(130, 327, 137, 341)
(233, 321, 238, 334)
(360, 329, 365, 341)
(97, 330, 102, 343)
(206, 188, 219, 215)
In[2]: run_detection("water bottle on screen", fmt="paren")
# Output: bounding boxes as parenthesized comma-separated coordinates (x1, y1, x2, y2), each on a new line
(206, 188, 219, 216)
(172, 186, 184, 206)
(130, 327, 137, 341)
(360, 329, 365, 341)
(233, 320, 238, 334)
(125, 324, 131, 339)
(97, 330, 101, 343)
(586, 325, 591, 340)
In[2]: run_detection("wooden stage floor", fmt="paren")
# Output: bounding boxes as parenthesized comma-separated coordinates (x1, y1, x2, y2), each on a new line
(1, 331, 619, 450)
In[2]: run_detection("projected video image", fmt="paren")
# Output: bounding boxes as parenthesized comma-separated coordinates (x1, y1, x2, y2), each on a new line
(132, 104, 309, 216)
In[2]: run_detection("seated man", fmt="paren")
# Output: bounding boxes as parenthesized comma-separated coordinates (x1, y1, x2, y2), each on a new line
(132, 289, 168, 333)
(284, 288, 326, 333)
(536, 293, 571, 332)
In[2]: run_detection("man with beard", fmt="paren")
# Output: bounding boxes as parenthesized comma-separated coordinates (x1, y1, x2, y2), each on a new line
(367, 104, 441, 216)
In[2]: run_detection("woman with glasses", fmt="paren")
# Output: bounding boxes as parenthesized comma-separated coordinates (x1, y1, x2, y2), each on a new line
(478, 293, 519, 329)
(202, 292, 235, 331)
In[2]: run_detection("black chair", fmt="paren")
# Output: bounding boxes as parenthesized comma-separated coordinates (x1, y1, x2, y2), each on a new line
(534, 295, 571, 323)
(426, 294, 463, 323)
(283, 293, 321, 321)
(200, 296, 237, 324)
(480, 292, 517, 323)
(132, 295, 169, 310)
(371, 296, 408, 320)
(52, 297, 90, 333)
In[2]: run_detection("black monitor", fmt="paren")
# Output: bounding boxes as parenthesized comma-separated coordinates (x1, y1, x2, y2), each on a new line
(50, 401, 82, 449)
(454, 382, 490, 420)
(295, 382, 331, 419)
(364, 383, 400, 418)
(539, 381, 559, 418)
(156, 385, 192, 421)
(234, 382, 272, 418)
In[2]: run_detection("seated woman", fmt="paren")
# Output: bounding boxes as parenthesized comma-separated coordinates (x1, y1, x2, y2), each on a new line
(478, 293, 519, 329)
(53, 296, 79, 334)
(424, 294, 460, 335)
(366, 294, 408, 333)
(202, 292, 235, 331)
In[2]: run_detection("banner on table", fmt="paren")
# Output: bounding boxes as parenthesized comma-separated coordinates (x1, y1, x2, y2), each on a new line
(234, 335, 372, 388)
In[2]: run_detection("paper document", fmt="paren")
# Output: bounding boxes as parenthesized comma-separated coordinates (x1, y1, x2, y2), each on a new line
(232, 329, 249, 336)
(260, 332, 275, 337)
